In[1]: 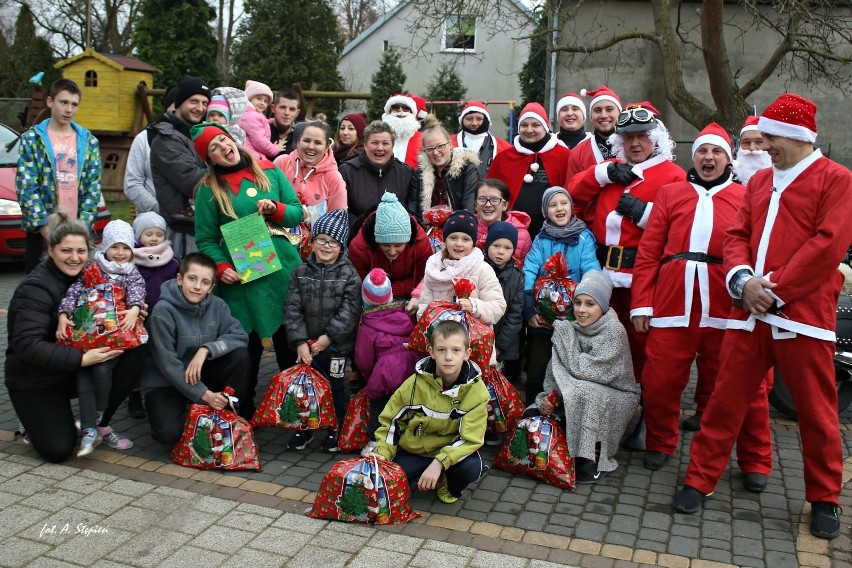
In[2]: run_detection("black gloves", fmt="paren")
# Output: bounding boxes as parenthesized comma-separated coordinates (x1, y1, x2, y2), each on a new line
(607, 162, 639, 185)
(616, 193, 648, 223)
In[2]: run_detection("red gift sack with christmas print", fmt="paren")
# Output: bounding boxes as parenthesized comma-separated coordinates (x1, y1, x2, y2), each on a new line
(409, 279, 495, 369)
(251, 363, 337, 430)
(423, 206, 452, 253)
(533, 251, 578, 329)
(170, 389, 262, 471)
(483, 366, 524, 434)
(338, 389, 371, 453)
(494, 415, 575, 490)
(307, 455, 420, 524)
(57, 263, 148, 352)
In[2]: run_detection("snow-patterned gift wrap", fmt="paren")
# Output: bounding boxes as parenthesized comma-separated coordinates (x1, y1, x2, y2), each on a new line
(251, 363, 337, 430)
(494, 415, 575, 490)
(307, 456, 420, 524)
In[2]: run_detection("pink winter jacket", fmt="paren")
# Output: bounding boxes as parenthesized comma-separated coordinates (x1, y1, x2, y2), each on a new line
(354, 304, 421, 399)
(416, 247, 507, 325)
(239, 105, 280, 160)
(274, 149, 347, 227)
(476, 209, 533, 263)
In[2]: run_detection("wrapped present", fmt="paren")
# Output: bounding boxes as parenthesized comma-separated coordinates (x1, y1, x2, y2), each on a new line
(410, 300, 495, 370)
(533, 251, 578, 329)
(338, 389, 370, 453)
(58, 263, 148, 352)
(483, 366, 524, 434)
(308, 456, 420, 524)
(423, 206, 452, 254)
(170, 389, 262, 471)
(251, 364, 337, 430)
(494, 415, 575, 490)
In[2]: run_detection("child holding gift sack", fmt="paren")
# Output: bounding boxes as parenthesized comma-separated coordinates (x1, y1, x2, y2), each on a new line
(285, 209, 363, 453)
(523, 187, 600, 404)
(132, 211, 180, 311)
(57, 219, 146, 456)
(368, 320, 490, 504)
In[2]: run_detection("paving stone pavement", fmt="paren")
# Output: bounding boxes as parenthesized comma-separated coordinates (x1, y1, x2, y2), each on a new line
(1, 262, 850, 567)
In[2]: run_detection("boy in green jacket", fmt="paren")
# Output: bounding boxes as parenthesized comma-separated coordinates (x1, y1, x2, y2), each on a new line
(370, 320, 490, 503)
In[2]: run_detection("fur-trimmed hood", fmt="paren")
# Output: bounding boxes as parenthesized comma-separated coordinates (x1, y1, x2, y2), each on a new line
(416, 147, 481, 213)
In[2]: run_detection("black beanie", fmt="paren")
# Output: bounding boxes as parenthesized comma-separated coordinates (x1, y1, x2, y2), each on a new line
(485, 221, 518, 251)
(443, 209, 478, 242)
(173, 76, 211, 109)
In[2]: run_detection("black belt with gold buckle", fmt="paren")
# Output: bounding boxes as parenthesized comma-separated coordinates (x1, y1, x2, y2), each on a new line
(596, 245, 637, 270)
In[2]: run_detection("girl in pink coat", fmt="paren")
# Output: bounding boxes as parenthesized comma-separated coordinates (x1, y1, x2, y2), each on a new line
(274, 121, 347, 229)
(239, 80, 283, 160)
(474, 179, 533, 265)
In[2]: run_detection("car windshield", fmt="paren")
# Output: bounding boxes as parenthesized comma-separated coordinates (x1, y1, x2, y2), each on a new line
(0, 124, 21, 167)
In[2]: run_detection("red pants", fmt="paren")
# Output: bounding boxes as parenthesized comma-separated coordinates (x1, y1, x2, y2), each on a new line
(641, 299, 772, 470)
(611, 287, 646, 382)
(684, 321, 842, 503)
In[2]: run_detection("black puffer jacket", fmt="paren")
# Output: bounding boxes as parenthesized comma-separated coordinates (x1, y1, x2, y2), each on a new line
(284, 252, 363, 355)
(410, 147, 481, 218)
(339, 153, 416, 226)
(485, 256, 525, 361)
(147, 112, 208, 229)
(5, 259, 84, 391)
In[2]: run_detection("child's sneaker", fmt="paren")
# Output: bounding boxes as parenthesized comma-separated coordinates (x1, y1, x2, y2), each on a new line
(288, 431, 314, 451)
(436, 474, 458, 504)
(13, 423, 30, 444)
(360, 441, 377, 457)
(77, 428, 101, 457)
(484, 430, 502, 446)
(322, 433, 340, 453)
(98, 426, 134, 450)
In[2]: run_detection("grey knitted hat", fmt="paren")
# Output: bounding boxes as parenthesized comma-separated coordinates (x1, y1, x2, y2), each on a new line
(574, 270, 613, 313)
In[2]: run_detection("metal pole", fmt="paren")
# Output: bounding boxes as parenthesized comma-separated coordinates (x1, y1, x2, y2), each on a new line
(86, 0, 91, 49)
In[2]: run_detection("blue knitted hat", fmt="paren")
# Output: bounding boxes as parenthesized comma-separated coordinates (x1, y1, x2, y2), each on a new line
(485, 221, 518, 251)
(374, 192, 411, 244)
(312, 209, 349, 249)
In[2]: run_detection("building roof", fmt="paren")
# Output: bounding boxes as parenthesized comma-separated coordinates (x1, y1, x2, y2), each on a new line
(341, 0, 535, 57)
(55, 48, 160, 74)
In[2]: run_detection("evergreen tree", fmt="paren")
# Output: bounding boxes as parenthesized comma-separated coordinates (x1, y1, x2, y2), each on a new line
(337, 485, 369, 518)
(231, 0, 344, 119)
(509, 425, 529, 462)
(367, 47, 406, 121)
(192, 423, 213, 459)
(425, 62, 467, 133)
(279, 394, 299, 425)
(5, 3, 58, 99)
(134, 0, 220, 93)
(518, 11, 548, 107)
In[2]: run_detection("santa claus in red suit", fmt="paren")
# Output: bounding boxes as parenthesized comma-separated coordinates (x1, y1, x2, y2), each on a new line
(486, 102, 571, 236)
(450, 101, 511, 178)
(732, 116, 772, 184)
(629, 123, 771, 478)
(565, 86, 623, 186)
(382, 92, 426, 169)
(674, 94, 852, 541)
(568, 103, 686, 385)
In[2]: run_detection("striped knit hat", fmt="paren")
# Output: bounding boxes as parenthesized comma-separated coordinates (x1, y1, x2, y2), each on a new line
(312, 209, 350, 249)
(362, 268, 393, 306)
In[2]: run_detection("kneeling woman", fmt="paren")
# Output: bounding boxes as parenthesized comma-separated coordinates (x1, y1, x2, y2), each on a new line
(532, 271, 639, 484)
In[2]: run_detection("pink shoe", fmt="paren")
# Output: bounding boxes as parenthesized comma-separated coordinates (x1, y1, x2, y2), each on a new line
(97, 426, 134, 450)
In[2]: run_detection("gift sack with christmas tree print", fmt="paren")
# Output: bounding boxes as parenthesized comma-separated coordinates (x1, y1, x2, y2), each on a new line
(483, 366, 524, 434)
(338, 389, 370, 453)
(170, 390, 262, 471)
(533, 251, 578, 329)
(307, 455, 420, 524)
(494, 415, 575, 490)
(251, 363, 337, 430)
(423, 206, 452, 254)
(57, 262, 148, 352)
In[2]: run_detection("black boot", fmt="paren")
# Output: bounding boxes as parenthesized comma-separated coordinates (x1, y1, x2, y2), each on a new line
(127, 389, 145, 419)
(622, 415, 646, 451)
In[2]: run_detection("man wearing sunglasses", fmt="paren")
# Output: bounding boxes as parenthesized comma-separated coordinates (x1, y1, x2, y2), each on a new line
(568, 102, 686, 398)
(674, 94, 852, 540)
(382, 92, 427, 169)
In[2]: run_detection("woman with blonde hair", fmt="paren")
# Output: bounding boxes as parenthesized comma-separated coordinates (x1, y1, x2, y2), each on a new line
(191, 122, 304, 417)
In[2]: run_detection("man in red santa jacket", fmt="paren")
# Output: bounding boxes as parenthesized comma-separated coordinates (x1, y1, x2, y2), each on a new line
(568, 103, 686, 384)
(673, 94, 852, 540)
(382, 92, 426, 169)
(630, 124, 771, 481)
(565, 86, 622, 183)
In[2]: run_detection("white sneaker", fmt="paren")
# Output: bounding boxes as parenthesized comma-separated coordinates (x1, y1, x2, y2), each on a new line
(77, 428, 101, 457)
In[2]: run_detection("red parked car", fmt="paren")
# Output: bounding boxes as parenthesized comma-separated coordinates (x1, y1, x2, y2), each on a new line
(0, 122, 110, 260)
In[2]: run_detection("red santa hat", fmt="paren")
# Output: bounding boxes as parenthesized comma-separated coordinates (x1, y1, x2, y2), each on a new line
(627, 101, 662, 118)
(518, 102, 551, 132)
(556, 93, 586, 120)
(580, 85, 622, 112)
(757, 93, 817, 143)
(411, 93, 428, 120)
(740, 115, 760, 136)
(384, 92, 419, 117)
(691, 122, 733, 160)
(458, 100, 491, 125)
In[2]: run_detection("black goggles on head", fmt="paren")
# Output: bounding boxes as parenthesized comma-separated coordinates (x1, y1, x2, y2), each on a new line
(617, 107, 655, 127)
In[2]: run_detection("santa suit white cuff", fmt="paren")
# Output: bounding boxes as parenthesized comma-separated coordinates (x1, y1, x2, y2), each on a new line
(636, 203, 653, 229)
(630, 307, 653, 318)
(726, 264, 754, 298)
(764, 271, 786, 307)
(595, 162, 611, 187)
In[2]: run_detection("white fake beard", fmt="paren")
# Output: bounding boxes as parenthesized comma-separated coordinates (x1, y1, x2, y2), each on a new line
(733, 149, 772, 184)
(382, 112, 420, 140)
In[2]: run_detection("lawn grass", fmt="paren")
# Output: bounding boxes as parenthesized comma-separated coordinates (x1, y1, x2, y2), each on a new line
(105, 198, 134, 223)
